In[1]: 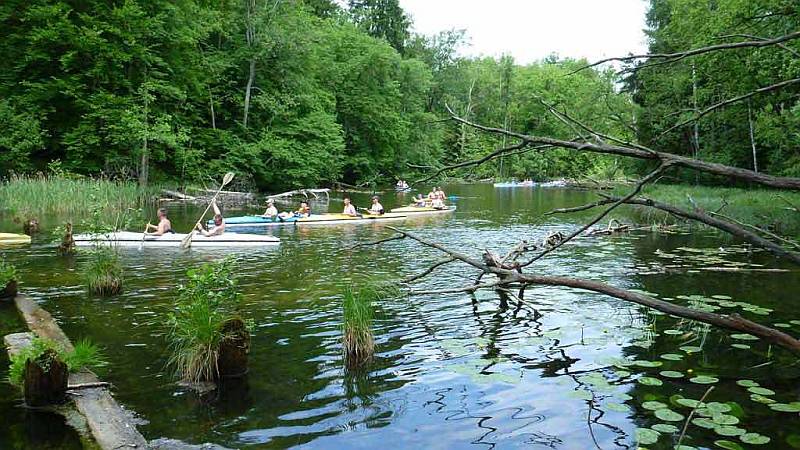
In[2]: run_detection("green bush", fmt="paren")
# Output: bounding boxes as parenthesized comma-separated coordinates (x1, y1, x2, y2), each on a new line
(167, 258, 248, 383)
(85, 247, 123, 295)
(0, 260, 16, 286)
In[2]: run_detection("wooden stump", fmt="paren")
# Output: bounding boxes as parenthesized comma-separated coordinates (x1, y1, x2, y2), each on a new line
(1, 281, 17, 301)
(24, 349, 68, 407)
(57, 223, 75, 256)
(217, 318, 249, 379)
(23, 219, 39, 235)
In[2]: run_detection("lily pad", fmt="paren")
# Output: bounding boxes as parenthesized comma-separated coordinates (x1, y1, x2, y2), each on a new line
(659, 370, 683, 378)
(731, 343, 751, 350)
(690, 375, 719, 384)
(747, 387, 775, 396)
(711, 295, 732, 300)
(730, 333, 759, 341)
(642, 401, 669, 411)
(605, 402, 630, 413)
(711, 414, 739, 425)
(638, 376, 663, 386)
(714, 440, 745, 450)
(654, 408, 684, 422)
(680, 345, 703, 353)
(769, 403, 800, 413)
(750, 394, 776, 405)
(735, 379, 759, 387)
(664, 329, 684, 335)
(633, 360, 663, 368)
(651, 423, 679, 434)
(614, 370, 631, 378)
(706, 402, 732, 414)
(692, 417, 716, 429)
(715, 426, 746, 437)
(740, 433, 770, 445)
(677, 398, 705, 408)
(660, 353, 684, 361)
(568, 389, 593, 400)
(636, 427, 660, 445)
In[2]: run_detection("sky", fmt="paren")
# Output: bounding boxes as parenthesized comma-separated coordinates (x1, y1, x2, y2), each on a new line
(398, 0, 649, 65)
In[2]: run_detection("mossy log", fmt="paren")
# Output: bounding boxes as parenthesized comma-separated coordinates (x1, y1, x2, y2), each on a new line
(24, 349, 68, 407)
(217, 318, 249, 379)
(1, 280, 18, 300)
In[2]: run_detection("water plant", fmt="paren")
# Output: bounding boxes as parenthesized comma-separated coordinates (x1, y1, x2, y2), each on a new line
(85, 246, 123, 295)
(342, 285, 381, 368)
(167, 258, 249, 383)
(8, 337, 106, 387)
(0, 259, 18, 299)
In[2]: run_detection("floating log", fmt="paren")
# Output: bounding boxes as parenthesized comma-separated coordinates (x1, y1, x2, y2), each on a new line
(217, 318, 249, 379)
(161, 189, 196, 200)
(24, 349, 68, 407)
(267, 188, 330, 201)
(1, 280, 17, 300)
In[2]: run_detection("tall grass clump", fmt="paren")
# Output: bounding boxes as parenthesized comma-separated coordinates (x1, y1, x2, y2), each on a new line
(0, 171, 155, 218)
(0, 259, 18, 299)
(342, 282, 397, 368)
(8, 337, 106, 387)
(167, 258, 250, 383)
(85, 246, 123, 295)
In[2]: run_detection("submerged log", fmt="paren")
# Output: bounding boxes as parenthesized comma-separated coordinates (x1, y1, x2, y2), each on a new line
(217, 318, 250, 379)
(1, 280, 18, 300)
(24, 349, 68, 407)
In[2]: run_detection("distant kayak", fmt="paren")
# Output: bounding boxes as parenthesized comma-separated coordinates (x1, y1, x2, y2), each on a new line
(218, 213, 408, 228)
(494, 179, 567, 188)
(0, 233, 31, 245)
(74, 231, 280, 248)
(389, 206, 456, 215)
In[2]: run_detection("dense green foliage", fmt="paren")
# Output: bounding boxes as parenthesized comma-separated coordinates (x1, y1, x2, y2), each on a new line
(631, 0, 800, 178)
(8, 337, 105, 386)
(167, 258, 248, 382)
(0, 0, 636, 189)
(0, 260, 17, 286)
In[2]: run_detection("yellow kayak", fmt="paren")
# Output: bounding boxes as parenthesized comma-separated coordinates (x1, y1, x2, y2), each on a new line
(0, 233, 31, 245)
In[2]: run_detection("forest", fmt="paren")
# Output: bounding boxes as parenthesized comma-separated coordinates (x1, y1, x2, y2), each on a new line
(1, 0, 795, 190)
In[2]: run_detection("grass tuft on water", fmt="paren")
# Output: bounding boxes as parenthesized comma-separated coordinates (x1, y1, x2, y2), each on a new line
(167, 258, 247, 383)
(0, 173, 156, 218)
(8, 337, 106, 386)
(85, 246, 123, 295)
(342, 282, 397, 368)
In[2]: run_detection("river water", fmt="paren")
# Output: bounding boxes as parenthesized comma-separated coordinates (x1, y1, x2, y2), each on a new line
(1, 183, 799, 449)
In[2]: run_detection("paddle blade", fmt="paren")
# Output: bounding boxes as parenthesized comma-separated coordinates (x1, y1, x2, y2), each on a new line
(180, 232, 193, 249)
(222, 171, 235, 187)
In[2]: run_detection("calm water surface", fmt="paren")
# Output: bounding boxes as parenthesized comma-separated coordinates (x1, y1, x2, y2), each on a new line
(1, 184, 799, 449)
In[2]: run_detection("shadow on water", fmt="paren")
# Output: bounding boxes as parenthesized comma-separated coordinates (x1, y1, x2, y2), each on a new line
(0, 183, 798, 449)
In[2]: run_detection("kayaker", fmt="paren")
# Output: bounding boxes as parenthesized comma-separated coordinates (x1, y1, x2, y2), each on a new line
(413, 194, 426, 207)
(196, 200, 225, 236)
(437, 187, 447, 202)
(367, 196, 384, 215)
(280, 201, 311, 219)
(431, 190, 445, 209)
(262, 198, 278, 219)
(427, 188, 437, 206)
(343, 197, 358, 216)
(145, 208, 173, 236)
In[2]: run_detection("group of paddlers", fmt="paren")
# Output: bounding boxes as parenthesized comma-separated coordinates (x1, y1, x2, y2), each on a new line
(261, 195, 386, 219)
(412, 186, 448, 209)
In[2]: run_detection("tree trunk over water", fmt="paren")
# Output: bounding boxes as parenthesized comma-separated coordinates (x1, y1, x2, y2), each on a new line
(217, 318, 250, 378)
(24, 350, 68, 407)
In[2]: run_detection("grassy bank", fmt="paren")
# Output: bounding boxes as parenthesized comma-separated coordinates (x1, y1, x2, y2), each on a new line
(626, 184, 800, 234)
(0, 174, 157, 218)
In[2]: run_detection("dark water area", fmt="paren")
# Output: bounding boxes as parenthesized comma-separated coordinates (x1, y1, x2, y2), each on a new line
(1, 183, 799, 449)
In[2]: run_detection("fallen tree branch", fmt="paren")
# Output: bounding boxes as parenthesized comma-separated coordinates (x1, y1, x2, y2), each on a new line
(447, 108, 800, 190)
(402, 257, 457, 283)
(349, 234, 405, 249)
(369, 228, 800, 354)
(708, 210, 800, 251)
(570, 30, 800, 74)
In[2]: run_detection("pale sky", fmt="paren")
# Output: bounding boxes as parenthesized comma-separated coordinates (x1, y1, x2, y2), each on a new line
(399, 0, 649, 65)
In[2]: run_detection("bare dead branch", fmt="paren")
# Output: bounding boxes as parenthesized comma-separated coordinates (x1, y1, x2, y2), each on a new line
(414, 141, 528, 183)
(571, 30, 800, 74)
(656, 77, 800, 139)
(716, 34, 800, 58)
(708, 210, 800, 251)
(349, 234, 405, 249)
(402, 257, 457, 283)
(408, 281, 502, 296)
(448, 110, 800, 190)
(519, 163, 671, 267)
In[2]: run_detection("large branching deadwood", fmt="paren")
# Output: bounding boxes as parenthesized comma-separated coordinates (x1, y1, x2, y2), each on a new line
(445, 107, 800, 190)
(570, 30, 800, 74)
(376, 227, 800, 354)
(548, 196, 800, 265)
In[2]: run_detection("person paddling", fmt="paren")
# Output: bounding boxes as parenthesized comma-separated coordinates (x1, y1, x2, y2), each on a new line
(195, 200, 225, 236)
(145, 208, 173, 236)
(343, 197, 358, 216)
(262, 198, 278, 219)
(367, 196, 384, 215)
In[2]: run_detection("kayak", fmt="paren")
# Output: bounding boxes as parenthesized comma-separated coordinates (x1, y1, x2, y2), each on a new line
(217, 213, 408, 228)
(0, 233, 31, 245)
(389, 206, 456, 215)
(493, 181, 534, 187)
(73, 231, 280, 248)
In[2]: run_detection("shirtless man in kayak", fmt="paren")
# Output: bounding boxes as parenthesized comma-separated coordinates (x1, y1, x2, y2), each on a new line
(145, 208, 173, 236)
(196, 201, 225, 236)
(262, 198, 278, 219)
(343, 197, 358, 216)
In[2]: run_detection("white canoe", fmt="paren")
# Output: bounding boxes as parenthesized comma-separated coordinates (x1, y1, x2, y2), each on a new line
(73, 231, 280, 248)
(0, 233, 31, 245)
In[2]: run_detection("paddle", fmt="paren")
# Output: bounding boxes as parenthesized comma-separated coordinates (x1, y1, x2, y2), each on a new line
(181, 172, 235, 249)
(139, 223, 150, 250)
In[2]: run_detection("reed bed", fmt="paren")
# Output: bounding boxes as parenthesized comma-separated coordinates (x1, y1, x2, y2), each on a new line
(0, 174, 156, 218)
